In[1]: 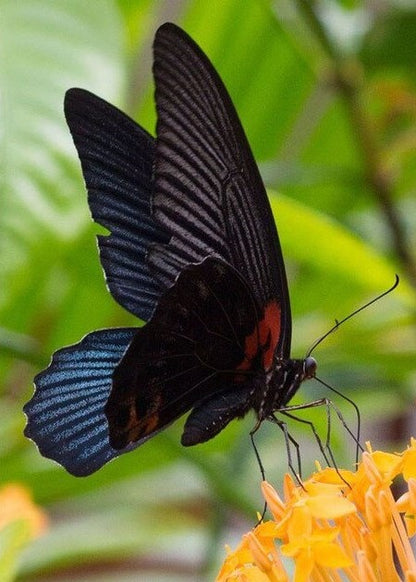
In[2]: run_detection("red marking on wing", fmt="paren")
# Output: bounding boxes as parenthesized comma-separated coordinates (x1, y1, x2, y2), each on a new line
(260, 301, 281, 369)
(236, 300, 281, 375)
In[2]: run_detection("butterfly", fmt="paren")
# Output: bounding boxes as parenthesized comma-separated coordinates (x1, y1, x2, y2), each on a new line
(24, 22, 317, 477)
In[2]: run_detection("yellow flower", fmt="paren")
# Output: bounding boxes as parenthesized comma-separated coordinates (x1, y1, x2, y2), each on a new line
(0, 483, 47, 539)
(216, 440, 416, 581)
(401, 438, 416, 481)
(397, 479, 416, 537)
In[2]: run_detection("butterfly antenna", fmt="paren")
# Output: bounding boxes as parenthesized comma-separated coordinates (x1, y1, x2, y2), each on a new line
(306, 275, 399, 358)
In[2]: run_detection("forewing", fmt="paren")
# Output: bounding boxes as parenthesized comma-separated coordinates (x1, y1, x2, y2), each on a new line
(106, 258, 262, 449)
(64, 89, 169, 322)
(149, 23, 291, 356)
(24, 328, 137, 476)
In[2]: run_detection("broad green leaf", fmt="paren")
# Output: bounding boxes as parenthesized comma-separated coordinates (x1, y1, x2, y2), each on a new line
(270, 191, 405, 298)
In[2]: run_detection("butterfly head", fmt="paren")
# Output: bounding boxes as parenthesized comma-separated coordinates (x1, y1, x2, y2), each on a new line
(303, 356, 317, 379)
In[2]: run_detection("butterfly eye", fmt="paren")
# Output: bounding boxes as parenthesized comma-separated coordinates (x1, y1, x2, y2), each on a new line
(304, 356, 317, 378)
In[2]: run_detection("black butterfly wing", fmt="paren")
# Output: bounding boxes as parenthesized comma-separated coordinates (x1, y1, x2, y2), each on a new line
(24, 329, 138, 476)
(149, 23, 292, 358)
(64, 88, 169, 322)
(26, 23, 293, 473)
(106, 258, 263, 449)
(108, 23, 292, 450)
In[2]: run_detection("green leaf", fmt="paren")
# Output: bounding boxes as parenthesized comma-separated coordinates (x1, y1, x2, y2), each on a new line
(360, 9, 416, 70)
(270, 190, 405, 298)
(0, 0, 124, 312)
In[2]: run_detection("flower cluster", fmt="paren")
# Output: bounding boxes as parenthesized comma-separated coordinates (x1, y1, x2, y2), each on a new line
(217, 439, 416, 581)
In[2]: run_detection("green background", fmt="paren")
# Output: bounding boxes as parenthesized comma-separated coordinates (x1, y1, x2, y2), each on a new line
(1, 0, 415, 579)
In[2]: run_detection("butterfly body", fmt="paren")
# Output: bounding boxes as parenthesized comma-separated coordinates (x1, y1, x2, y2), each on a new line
(24, 23, 317, 477)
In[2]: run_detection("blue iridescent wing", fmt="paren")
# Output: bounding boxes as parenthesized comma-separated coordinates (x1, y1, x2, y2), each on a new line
(64, 89, 170, 322)
(24, 329, 138, 476)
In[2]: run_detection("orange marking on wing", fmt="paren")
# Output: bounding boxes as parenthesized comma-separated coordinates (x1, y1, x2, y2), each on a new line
(235, 328, 258, 375)
(141, 413, 160, 435)
(128, 413, 160, 441)
(236, 300, 281, 375)
(126, 393, 162, 440)
(260, 301, 281, 369)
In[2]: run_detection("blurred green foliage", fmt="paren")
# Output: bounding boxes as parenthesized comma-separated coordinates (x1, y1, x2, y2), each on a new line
(0, 0, 415, 579)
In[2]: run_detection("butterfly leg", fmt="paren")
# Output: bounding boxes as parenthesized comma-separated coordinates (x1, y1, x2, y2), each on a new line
(250, 417, 302, 523)
(249, 420, 266, 482)
(249, 420, 267, 523)
(320, 396, 363, 465)
(282, 397, 363, 462)
(278, 398, 362, 487)
(314, 377, 363, 464)
(267, 415, 303, 485)
(278, 408, 334, 469)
